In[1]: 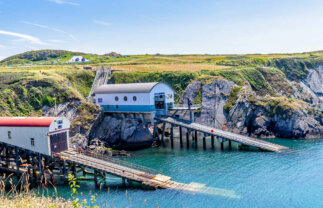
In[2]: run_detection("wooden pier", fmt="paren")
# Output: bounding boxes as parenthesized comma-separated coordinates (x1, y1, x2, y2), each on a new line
(0, 141, 235, 195)
(155, 116, 288, 152)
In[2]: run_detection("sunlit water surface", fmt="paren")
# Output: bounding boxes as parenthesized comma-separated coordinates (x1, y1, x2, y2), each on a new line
(54, 138, 323, 208)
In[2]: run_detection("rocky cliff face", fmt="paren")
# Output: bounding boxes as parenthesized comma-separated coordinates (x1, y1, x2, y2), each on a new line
(89, 115, 155, 150)
(180, 67, 323, 139)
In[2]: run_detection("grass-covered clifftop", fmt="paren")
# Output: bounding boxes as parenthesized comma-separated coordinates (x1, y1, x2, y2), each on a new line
(0, 49, 322, 118)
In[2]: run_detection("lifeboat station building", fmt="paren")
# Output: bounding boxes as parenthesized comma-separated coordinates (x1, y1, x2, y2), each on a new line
(94, 82, 175, 119)
(0, 117, 70, 156)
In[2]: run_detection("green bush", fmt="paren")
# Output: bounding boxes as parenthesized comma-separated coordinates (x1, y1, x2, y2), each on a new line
(223, 86, 242, 113)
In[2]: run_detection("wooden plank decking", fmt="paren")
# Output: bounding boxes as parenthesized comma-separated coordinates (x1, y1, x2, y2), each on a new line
(156, 117, 288, 152)
(59, 149, 240, 197)
(60, 150, 176, 189)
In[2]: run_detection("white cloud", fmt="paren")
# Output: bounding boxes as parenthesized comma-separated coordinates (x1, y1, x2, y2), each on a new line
(93, 19, 112, 27)
(0, 56, 5, 61)
(0, 30, 49, 45)
(48, 0, 80, 6)
(0, 44, 5, 48)
(48, 39, 65, 43)
(22, 21, 77, 41)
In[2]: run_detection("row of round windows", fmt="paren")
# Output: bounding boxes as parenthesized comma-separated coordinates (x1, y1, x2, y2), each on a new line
(115, 96, 137, 102)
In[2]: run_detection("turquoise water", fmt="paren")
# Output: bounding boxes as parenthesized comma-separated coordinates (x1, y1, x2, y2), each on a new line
(56, 138, 323, 208)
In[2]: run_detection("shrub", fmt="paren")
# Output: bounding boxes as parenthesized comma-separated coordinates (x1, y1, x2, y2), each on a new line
(223, 86, 242, 113)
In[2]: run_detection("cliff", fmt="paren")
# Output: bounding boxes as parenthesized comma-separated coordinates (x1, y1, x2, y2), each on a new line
(180, 65, 323, 139)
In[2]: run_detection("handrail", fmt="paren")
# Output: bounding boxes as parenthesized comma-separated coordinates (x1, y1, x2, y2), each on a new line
(87, 69, 102, 101)
(172, 104, 202, 108)
(82, 150, 159, 175)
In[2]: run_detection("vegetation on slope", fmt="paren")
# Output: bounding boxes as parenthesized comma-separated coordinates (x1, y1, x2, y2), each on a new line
(0, 49, 322, 118)
(0, 68, 94, 117)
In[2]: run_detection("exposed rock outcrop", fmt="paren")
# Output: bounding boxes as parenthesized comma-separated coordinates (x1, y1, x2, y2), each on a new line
(43, 99, 102, 138)
(90, 115, 155, 150)
(180, 70, 323, 139)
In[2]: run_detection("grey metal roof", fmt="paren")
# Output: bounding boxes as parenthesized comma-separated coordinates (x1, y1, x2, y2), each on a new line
(94, 82, 160, 94)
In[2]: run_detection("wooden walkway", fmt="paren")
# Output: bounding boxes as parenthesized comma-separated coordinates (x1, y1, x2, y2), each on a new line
(61, 149, 180, 189)
(59, 149, 240, 197)
(0, 141, 240, 197)
(156, 117, 288, 152)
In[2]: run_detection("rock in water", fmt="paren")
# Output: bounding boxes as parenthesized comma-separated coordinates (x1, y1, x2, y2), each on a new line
(90, 115, 155, 149)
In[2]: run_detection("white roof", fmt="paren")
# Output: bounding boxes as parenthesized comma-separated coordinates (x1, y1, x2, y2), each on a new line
(95, 82, 173, 94)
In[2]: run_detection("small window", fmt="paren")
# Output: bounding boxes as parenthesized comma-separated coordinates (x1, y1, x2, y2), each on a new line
(98, 98, 103, 103)
(58, 120, 63, 124)
(124, 96, 128, 101)
(8, 131, 12, 139)
(133, 96, 137, 101)
(58, 125, 62, 129)
(115, 96, 119, 101)
(116, 105, 119, 109)
(30, 138, 35, 146)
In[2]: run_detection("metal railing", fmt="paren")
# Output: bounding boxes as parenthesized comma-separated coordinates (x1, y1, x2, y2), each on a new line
(82, 150, 159, 175)
(171, 104, 202, 109)
(87, 69, 102, 101)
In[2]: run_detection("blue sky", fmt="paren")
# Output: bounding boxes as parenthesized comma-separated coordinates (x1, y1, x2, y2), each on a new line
(0, 0, 322, 59)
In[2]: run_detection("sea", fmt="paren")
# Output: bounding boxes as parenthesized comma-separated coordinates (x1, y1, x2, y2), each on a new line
(55, 138, 323, 208)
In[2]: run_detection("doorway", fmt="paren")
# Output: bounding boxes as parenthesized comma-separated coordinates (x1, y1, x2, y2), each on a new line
(155, 93, 167, 116)
(50, 132, 68, 154)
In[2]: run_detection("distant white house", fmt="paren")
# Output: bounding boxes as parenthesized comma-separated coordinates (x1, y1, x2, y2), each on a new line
(67, 56, 89, 63)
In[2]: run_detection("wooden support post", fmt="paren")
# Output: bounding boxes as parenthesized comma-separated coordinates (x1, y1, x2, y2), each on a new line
(94, 170, 98, 188)
(161, 123, 166, 146)
(229, 140, 232, 150)
(221, 140, 224, 150)
(63, 160, 67, 177)
(38, 154, 42, 182)
(194, 131, 198, 149)
(186, 130, 190, 149)
(5, 148, 9, 168)
(102, 172, 106, 187)
(72, 165, 77, 177)
(15, 147, 20, 178)
(211, 136, 215, 149)
(170, 125, 174, 149)
(33, 168, 37, 184)
(122, 177, 126, 187)
(203, 136, 206, 150)
(179, 126, 183, 148)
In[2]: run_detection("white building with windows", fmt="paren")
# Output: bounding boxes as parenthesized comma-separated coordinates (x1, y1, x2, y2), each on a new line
(0, 117, 70, 155)
(67, 56, 89, 63)
(94, 82, 175, 116)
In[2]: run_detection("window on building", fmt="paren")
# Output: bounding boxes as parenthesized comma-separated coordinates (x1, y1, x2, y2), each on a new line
(116, 105, 119, 109)
(124, 96, 128, 101)
(115, 96, 119, 101)
(98, 98, 103, 103)
(30, 138, 35, 146)
(58, 120, 63, 124)
(8, 131, 12, 139)
(133, 96, 137, 101)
